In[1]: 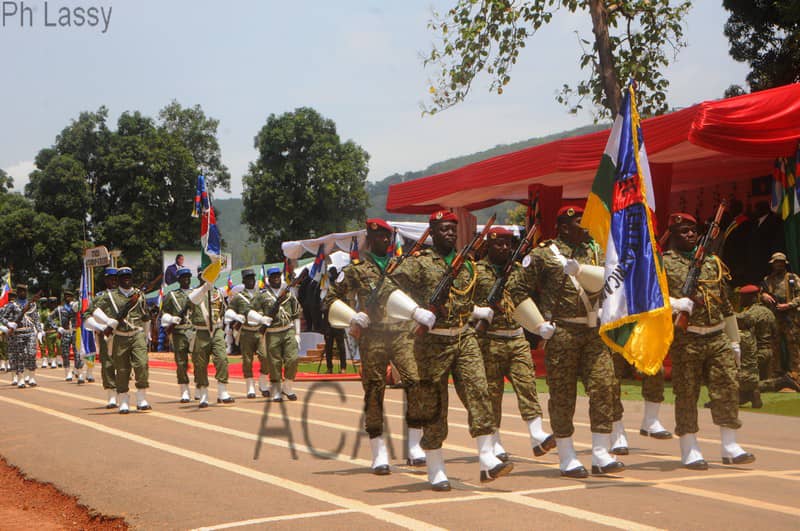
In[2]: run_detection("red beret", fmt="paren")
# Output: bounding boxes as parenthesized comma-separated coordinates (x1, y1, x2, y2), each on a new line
(487, 227, 513, 239)
(668, 212, 697, 227)
(366, 218, 392, 233)
(557, 205, 584, 219)
(429, 210, 458, 224)
(739, 285, 760, 295)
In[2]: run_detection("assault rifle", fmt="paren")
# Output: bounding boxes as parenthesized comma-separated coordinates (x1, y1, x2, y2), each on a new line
(266, 276, 303, 321)
(474, 223, 539, 333)
(350, 227, 431, 340)
(675, 201, 726, 331)
(163, 294, 192, 336)
(417, 214, 496, 335)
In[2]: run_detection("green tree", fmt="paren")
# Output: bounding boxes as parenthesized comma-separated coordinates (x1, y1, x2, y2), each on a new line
(723, 1, 800, 91)
(0, 168, 13, 193)
(424, 0, 691, 119)
(242, 108, 370, 261)
(158, 101, 231, 193)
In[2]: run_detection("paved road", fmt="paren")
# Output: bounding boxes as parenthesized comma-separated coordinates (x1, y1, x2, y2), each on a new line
(1, 366, 799, 530)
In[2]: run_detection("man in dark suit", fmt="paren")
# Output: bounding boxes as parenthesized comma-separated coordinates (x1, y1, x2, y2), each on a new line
(164, 254, 185, 286)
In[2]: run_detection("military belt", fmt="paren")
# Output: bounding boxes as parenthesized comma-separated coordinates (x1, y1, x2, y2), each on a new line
(558, 317, 589, 325)
(686, 322, 725, 336)
(113, 328, 144, 337)
(428, 325, 469, 337)
(265, 323, 293, 333)
(174, 324, 192, 330)
(193, 324, 224, 332)
(241, 325, 261, 332)
(486, 327, 524, 338)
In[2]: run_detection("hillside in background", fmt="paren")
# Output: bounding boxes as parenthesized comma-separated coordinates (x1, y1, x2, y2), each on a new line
(217, 123, 609, 266)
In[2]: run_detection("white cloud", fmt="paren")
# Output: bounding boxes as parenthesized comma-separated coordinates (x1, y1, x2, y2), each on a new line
(4, 160, 35, 192)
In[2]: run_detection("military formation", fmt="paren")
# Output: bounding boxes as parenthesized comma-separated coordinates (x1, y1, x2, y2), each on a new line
(2, 206, 799, 493)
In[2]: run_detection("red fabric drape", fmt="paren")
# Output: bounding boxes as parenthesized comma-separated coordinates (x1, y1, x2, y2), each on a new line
(528, 184, 563, 240)
(386, 83, 800, 215)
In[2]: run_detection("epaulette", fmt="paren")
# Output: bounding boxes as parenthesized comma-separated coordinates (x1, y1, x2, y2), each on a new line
(351, 258, 361, 266)
(538, 240, 551, 248)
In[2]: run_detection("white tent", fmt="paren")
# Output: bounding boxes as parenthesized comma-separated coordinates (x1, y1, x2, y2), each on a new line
(281, 222, 523, 261)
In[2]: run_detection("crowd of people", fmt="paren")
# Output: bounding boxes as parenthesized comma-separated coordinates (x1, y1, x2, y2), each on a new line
(1, 206, 798, 491)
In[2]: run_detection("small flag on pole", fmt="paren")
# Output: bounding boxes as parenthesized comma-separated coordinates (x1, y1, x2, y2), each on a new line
(0, 272, 10, 307)
(76, 263, 96, 368)
(309, 245, 326, 282)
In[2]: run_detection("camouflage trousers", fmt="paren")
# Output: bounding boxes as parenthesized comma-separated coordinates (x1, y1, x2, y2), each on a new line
(414, 329, 495, 450)
(775, 320, 800, 373)
(737, 337, 760, 395)
(60, 332, 81, 369)
(8, 331, 37, 373)
(171, 329, 192, 385)
(191, 328, 229, 387)
(359, 325, 422, 438)
(111, 332, 149, 394)
(612, 352, 665, 420)
(239, 329, 267, 379)
(670, 330, 741, 436)
(44, 332, 59, 359)
(0, 338, 6, 361)
(477, 334, 543, 429)
(98, 332, 116, 390)
(264, 328, 298, 383)
(544, 323, 615, 437)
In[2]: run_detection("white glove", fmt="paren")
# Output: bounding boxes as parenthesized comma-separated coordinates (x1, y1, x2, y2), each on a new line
(105, 318, 119, 330)
(7, 322, 17, 331)
(471, 305, 494, 323)
(0, 325, 7, 334)
(70, 301, 80, 312)
(295, 333, 301, 347)
(563, 258, 581, 276)
(37, 331, 45, 344)
(225, 309, 246, 324)
(57, 327, 66, 335)
(261, 315, 273, 327)
(670, 297, 694, 315)
(411, 307, 437, 330)
(350, 312, 371, 329)
(535, 321, 557, 340)
(731, 342, 741, 368)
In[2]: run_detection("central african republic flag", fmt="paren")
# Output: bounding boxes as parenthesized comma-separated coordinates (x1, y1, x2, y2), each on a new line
(581, 81, 673, 375)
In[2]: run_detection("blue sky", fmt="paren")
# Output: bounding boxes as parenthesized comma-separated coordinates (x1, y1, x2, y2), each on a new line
(0, 1, 748, 198)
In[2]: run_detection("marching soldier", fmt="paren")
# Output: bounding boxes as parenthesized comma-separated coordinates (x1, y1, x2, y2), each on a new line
(387, 210, 512, 491)
(735, 284, 800, 397)
(663, 213, 754, 469)
(92, 267, 152, 414)
(256, 267, 301, 402)
(84, 268, 119, 408)
(40, 297, 59, 369)
(0, 284, 44, 388)
(186, 268, 234, 407)
(473, 226, 554, 461)
(323, 218, 427, 475)
(50, 291, 83, 383)
(760, 252, 800, 374)
(160, 268, 195, 402)
(0, 292, 16, 373)
(508, 206, 624, 477)
(225, 269, 266, 398)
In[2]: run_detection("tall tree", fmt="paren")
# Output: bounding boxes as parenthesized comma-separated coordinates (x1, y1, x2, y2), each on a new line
(424, 0, 691, 120)
(0, 168, 13, 193)
(158, 101, 231, 193)
(242, 107, 370, 261)
(723, 1, 800, 91)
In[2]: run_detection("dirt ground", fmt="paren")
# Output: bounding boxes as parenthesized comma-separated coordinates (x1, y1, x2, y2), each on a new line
(0, 456, 127, 530)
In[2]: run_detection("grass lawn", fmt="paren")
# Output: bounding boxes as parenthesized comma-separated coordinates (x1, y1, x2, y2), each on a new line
(511, 378, 800, 417)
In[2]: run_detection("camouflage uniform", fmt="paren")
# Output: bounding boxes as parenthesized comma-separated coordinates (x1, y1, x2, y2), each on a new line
(95, 288, 151, 393)
(324, 253, 422, 438)
(0, 298, 42, 374)
(389, 248, 495, 450)
(228, 289, 266, 380)
(161, 288, 194, 386)
(49, 303, 80, 371)
(85, 290, 115, 390)
(508, 238, 616, 438)
(474, 258, 543, 428)
(0, 332, 7, 368)
(40, 305, 59, 365)
(187, 287, 229, 388)
(663, 251, 741, 436)
(611, 354, 664, 414)
(736, 302, 775, 395)
(761, 272, 800, 373)
(256, 287, 300, 385)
